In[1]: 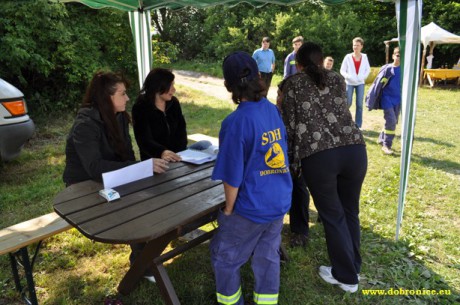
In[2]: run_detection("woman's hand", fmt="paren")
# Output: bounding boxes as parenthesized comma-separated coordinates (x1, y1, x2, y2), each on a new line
(161, 150, 182, 162)
(152, 158, 169, 174)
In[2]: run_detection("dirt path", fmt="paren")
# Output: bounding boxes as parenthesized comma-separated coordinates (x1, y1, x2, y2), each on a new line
(173, 70, 278, 102)
(173, 70, 382, 130)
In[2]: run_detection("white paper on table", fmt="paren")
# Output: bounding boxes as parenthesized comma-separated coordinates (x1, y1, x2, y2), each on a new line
(102, 159, 152, 189)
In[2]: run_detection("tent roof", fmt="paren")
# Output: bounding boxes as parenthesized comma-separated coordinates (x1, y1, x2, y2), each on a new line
(57, 0, 351, 11)
(421, 22, 460, 48)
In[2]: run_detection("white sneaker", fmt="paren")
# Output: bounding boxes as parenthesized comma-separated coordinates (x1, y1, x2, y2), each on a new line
(143, 268, 156, 283)
(318, 266, 358, 293)
(144, 275, 156, 283)
(382, 145, 394, 155)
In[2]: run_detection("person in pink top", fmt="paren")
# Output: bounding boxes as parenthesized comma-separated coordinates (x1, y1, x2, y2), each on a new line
(340, 37, 371, 129)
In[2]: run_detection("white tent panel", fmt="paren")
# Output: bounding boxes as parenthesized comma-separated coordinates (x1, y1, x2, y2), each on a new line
(129, 10, 153, 88)
(421, 22, 460, 49)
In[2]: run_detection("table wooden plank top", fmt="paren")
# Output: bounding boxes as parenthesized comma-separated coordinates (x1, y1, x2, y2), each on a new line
(53, 162, 225, 244)
(424, 69, 460, 80)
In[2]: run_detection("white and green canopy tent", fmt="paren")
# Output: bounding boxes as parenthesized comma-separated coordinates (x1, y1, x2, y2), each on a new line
(57, 0, 423, 240)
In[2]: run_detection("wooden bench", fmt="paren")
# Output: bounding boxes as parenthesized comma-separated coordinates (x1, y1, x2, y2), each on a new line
(0, 212, 72, 305)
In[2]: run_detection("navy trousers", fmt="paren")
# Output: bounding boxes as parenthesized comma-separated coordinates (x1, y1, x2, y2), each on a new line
(210, 211, 283, 305)
(289, 173, 310, 236)
(301, 145, 367, 285)
(378, 104, 401, 148)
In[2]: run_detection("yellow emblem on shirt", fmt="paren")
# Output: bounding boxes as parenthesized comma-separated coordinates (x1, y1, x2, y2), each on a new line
(265, 142, 286, 169)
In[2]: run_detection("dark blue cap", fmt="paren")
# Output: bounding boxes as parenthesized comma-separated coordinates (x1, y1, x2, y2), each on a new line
(223, 51, 259, 88)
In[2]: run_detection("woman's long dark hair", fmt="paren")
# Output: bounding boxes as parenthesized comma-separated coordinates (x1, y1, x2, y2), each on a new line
(225, 77, 267, 104)
(81, 71, 131, 160)
(136, 68, 174, 105)
(296, 42, 327, 90)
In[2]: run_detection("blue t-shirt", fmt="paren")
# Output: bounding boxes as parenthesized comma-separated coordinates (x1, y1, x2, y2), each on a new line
(252, 48, 275, 73)
(212, 98, 292, 224)
(381, 66, 401, 109)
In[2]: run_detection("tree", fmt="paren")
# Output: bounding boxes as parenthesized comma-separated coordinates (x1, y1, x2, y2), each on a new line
(153, 7, 210, 60)
(156, 1, 398, 68)
(0, 0, 136, 113)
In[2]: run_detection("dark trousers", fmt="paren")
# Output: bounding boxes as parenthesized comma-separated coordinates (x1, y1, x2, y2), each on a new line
(301, 145, 367, 285)
(260, 72, 273, 91)
(289, 173, 310, 236)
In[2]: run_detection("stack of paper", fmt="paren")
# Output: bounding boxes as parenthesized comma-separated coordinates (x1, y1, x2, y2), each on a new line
(102, 159, 153, 189)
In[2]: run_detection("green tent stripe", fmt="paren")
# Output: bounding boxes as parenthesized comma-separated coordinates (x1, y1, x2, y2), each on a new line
(395, 0, 422, 241)
(129, 10, 153, 88)
(58, 0, 361, 11)
(58, 0, 137, 10)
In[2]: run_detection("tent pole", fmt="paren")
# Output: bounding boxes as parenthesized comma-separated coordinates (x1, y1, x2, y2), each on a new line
(129, 10, 153, 89)
(395, 0, 422, 241)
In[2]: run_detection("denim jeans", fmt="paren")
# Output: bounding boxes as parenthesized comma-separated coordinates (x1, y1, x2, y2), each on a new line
(346, 84, 364, 128)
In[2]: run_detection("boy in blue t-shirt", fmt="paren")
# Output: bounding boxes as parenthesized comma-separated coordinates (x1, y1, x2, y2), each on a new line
(210, 51, 292, 305)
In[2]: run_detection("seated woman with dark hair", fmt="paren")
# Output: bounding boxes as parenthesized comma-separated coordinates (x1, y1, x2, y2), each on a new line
(132, 68, 187, 163)
(63, 71, 169, 283)
(63, 71, 168, 186)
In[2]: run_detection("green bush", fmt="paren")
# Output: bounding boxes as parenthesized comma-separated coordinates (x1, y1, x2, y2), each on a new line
(152, 36, 179, 64)
(0, 1, 137, 114)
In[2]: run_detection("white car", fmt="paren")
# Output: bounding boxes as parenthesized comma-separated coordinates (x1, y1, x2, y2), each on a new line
(0, 78, 35, 162)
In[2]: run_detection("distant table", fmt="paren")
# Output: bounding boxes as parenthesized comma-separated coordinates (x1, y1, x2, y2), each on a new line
(423, 69, 460, 87)
(53, 162, 225, 305)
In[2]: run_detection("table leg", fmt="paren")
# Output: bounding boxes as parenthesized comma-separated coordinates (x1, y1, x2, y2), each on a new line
(118, 231, 175, 295)
(150, 263, 181, 305)
(427, 74, 434, 87)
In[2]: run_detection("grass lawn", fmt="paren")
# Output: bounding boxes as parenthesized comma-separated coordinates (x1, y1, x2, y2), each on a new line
(0, 81, 459, 305)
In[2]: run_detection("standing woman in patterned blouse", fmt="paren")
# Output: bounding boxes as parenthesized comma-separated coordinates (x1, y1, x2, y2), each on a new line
(278, 42, 367, 293)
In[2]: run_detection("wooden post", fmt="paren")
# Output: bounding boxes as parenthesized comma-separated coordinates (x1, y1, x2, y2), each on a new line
(419, 48, 426, 87)
(385, 41, 390, 64)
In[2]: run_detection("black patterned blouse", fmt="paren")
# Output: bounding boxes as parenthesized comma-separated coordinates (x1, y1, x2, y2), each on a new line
(278, 70, 365, 175)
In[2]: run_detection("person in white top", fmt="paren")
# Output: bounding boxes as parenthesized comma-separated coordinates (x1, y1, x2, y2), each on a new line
(340, 37, 371, 128)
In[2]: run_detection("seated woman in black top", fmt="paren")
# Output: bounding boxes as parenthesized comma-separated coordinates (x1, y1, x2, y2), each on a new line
(132, 68, 187, 163)
(63, 71, 168, 186)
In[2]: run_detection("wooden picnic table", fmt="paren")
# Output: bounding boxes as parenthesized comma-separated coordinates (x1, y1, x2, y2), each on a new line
(53, 161, 225, 305)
